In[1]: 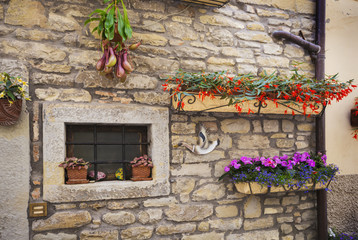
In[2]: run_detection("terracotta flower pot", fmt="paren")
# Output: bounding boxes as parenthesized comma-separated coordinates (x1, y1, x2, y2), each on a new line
(131, 166, 152, 181)
(66, 167, 89, 184)
(0, 99, 22, 126)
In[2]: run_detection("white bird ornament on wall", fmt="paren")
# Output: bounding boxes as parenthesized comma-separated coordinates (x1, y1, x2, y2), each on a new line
(174, 125, 220, 155)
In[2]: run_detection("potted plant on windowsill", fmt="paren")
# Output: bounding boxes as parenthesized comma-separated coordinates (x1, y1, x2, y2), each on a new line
(130, 155, 153, 181)
(163, 65, 355, 116)
(0, 72, 30, 126)
(219, 152, 338, 194)
(84, 0, 141, 81)
(59, 157, 91, 184)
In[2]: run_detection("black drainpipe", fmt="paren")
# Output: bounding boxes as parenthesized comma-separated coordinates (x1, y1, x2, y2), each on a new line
(315, 0, 327, 239)
(273, 1, 328, 238)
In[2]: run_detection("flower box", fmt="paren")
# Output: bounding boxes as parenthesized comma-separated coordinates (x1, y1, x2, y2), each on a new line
(171, 92, 324, 115)
(220, 152, 338, 194)
(234, 181, 330, 195)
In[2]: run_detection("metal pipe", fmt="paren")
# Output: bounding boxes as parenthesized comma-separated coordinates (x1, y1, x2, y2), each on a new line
(272, 30, 321, 53)
(315, 0, 328, 239)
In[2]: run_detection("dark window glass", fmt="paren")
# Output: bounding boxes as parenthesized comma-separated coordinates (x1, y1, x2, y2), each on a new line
(66, 124, 149, 182)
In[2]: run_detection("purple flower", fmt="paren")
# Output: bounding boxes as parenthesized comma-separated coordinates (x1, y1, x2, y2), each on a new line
(240, 156, 253, 165)
(234, 163, 241, 169)
(255, 166, 261, 171)
(224, 166, 230, 172)
(231, 159, 238, 166)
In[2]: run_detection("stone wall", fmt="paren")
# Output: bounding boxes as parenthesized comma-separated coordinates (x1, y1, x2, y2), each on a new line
(0, 0, 321, 239)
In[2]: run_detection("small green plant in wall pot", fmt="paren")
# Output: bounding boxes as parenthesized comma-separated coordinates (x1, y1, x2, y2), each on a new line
(0, 72, 30, 126)
(59, 157, 91, 184)
(85, 0, 141, 81)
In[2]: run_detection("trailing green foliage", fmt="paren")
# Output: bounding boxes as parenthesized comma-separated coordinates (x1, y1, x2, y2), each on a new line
(85, 0, 132, 43)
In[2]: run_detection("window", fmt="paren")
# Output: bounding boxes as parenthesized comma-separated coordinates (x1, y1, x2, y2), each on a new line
(42, 102, 170, 202)
(66, 124, 149, 181)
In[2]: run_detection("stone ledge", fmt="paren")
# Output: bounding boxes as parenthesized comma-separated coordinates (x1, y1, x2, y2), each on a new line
(42, 102, 170, 202)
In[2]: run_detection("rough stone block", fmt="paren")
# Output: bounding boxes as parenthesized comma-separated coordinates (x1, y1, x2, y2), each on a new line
(238, 135, 270, 149)
(102, 212, 135, 226)
(207, 29, 234, 46)
(5, 0, 47, 28)
(143, 197, 178, 207)
(165, 22, 198, 40)
(256, 8, 289, 19)
(1, 40, 66, 62)
(227, 229, 279, 240)
(138, 209, 163, 224)
(257, 56, 290, 68)
(276, 139, 295, 148)
(132, 55, 179, 74)
(207, 57, 235, 66)
(185, 151, 225, 164)
(156, 223, 196, 235)
(244, 216, 274, 230)
(215, 205, 239, 218)
(264, 198, 280, 205)
(235, 31, 272, 43)
(165, 204, 213, 222)
(120, 226, 154, 240)
(244, 195, 261, 218)
(76, 71, 158, 89)
(263, 44, 283, 55)
(132, 32, 168, 46)
(134, 92, 170, 105)
(182, 231, 225, 240)
(171, 122, 196, 134)
(200, 15, 245, 29)
(171, 163, 212, 177)
(175, 46, 209, 58)
(47, 12, 81, 32)
(32, 211, 91, 231)
(107, 201, 139, 210)
(33, 233, 77, 240)
(209, 218, 243, 231)
(192, 183, 226, 201)
(35, 88, 92, 102)
(172, 178, 196, 195)
(263, 120, 279, 132)
(264, 207, 284, 214)
(80, 230, 118, 240)
(282, 196, 300, 206)
(281, 223, 293, 234)
(221, 119, 250, 133)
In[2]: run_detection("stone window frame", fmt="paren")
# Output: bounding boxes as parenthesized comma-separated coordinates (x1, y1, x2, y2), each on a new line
(42, 102, 170, 203)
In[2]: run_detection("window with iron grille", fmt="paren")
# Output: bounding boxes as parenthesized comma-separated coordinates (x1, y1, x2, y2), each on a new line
(66, 124, 149, 182)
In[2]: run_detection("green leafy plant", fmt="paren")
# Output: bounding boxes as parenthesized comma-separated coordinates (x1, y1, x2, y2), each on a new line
(58, 157, 91, 170)
(84, 0, 140, 81)
(0, 72, 30, 103)
(130, 155, 153, 168)
(219, 152, 338, 190)
(163, 65, 355, 116)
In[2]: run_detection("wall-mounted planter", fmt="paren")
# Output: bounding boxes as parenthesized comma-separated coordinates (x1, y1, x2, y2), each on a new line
(234, 181, 330, 195)
(171, 93, 324, 115)
(0, 99, 22, 126)
(350, 109, 358, 127)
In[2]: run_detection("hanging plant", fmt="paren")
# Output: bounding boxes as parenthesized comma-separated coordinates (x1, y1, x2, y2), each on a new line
(163, 65, 356, 116)
(84, 0, 141, 81)
(0, 72, 30, 126)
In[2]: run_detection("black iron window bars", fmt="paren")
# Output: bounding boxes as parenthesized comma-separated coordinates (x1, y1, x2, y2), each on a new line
(66, 124, 149, 182)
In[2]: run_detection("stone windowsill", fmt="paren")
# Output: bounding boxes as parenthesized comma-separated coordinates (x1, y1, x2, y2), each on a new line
(42, 102, 170, 203)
